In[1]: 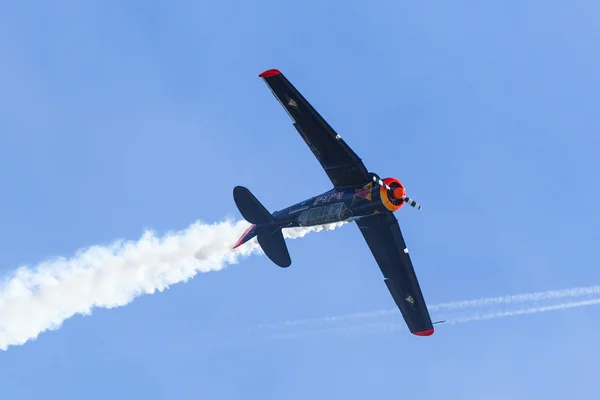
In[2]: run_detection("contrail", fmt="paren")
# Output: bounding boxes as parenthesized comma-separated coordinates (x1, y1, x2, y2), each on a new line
(244, 297, 600, 344)
(445, 297, 600, 324)
(0, 219, 347, 350)
(249, 284, 600, 331)
(189, 296, 600, 351)
(430, 285, 600, 310)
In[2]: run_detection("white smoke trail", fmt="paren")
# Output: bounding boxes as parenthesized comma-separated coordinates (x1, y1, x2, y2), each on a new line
(0, 219, 348, 350)
(250, 284, 600, 330)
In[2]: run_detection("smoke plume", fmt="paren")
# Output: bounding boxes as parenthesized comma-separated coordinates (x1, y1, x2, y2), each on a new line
(0, 219, 346, 350)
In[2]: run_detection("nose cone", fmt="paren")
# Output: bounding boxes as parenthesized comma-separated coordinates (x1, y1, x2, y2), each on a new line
(392, 187, 406, 200)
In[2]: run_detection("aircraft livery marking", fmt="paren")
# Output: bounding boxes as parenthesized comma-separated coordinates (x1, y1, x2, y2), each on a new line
(353, 182, 372, 201)
(313, 191, 344, 205)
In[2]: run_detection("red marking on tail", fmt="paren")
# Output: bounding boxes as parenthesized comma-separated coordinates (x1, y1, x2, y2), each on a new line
(233, 224, 256, 249)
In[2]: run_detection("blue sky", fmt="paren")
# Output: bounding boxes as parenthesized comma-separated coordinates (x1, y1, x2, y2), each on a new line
(1, 0, 599, 398)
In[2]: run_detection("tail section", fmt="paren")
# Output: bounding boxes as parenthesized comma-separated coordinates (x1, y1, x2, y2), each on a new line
(257, 229, 291, 268)
(232, 185, 292, 267)
(233, 223, 257, 249)
(233, 186, 274, 224)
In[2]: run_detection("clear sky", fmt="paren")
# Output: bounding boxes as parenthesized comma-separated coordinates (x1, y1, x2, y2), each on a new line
(1, 0, 599, 398)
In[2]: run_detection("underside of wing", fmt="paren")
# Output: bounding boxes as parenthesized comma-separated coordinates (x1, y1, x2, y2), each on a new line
(259, 69, 369, 188)
(355, 212, 434, 336)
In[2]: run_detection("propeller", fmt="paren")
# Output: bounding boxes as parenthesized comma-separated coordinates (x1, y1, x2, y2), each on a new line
(371, 174, 422, 210)
(371, 174, 390, 190)
(402, 196, 422, 210)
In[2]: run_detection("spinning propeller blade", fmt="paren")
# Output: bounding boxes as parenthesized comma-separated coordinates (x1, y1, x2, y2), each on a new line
(371, 174, 422, 210)
(402, 196, 422, 210)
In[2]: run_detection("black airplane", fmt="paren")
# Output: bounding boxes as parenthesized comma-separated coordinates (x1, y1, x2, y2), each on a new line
(232, 69, 434, 336)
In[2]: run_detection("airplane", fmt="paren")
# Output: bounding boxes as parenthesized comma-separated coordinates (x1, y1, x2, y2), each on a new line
(232, 68, 435, 336)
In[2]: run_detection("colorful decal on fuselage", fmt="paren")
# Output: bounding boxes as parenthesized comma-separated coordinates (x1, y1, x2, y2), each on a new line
(313, 191, 345, 205)
(353, 182, 373, 201)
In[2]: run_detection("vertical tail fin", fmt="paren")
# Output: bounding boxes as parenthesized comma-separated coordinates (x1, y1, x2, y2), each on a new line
(232, 186, 292, 267)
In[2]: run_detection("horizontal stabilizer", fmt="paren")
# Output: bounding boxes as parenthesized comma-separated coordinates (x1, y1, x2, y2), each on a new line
(257, 229, 291, 268)
(233, 186, 274, 225)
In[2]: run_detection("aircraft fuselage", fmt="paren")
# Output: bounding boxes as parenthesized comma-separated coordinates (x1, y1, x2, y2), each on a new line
(272, 177, 406, 229)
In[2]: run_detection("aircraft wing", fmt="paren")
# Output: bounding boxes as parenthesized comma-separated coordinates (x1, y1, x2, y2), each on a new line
(355, 212, 434, 336)
(259, 69, 370, 188)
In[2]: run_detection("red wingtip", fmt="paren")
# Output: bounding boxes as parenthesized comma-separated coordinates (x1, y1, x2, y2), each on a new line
(259, 69, 281, 78)
(413, 328, 434, 336)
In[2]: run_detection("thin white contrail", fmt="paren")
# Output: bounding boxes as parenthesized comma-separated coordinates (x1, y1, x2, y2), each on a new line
(0, 219, 347, 351)
(250, 284, 600, 330)
(445, 297, 600, 324)
(248, 297, 600, 343)
(430, 285, 600, 310)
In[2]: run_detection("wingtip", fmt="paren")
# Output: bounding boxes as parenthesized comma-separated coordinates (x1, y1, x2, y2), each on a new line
(259, 69, 281, 78)
(413, 328, 434, 336)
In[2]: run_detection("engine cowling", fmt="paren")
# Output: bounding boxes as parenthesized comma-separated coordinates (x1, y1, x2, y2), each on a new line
(380, 177, 406, 212)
